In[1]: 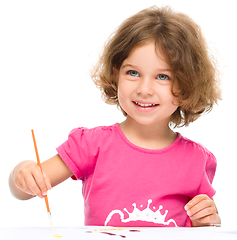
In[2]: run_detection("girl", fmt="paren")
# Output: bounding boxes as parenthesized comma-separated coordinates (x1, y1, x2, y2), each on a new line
(9, 6, 221, 227)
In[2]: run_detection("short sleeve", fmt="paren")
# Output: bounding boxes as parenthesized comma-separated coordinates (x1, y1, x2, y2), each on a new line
(56, 127, 97, 181)
(196, 151, 217, 198)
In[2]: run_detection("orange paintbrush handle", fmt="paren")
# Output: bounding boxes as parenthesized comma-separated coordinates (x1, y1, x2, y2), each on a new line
(31, 130, 42, 170)
(44, 195, 50, 213)
(31, 129, 51, 213)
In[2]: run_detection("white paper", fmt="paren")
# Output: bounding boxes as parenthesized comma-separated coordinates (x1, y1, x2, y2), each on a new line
(0, 226, 236, 240)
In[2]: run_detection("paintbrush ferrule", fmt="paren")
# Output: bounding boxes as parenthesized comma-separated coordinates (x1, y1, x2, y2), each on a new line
(48, 212, 55, 231)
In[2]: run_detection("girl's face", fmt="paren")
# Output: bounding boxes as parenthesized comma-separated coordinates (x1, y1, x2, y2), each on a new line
(116, 42, 179, 126)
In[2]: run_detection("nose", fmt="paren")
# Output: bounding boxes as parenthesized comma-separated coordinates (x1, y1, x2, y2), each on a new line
(136, 77, 154, 96)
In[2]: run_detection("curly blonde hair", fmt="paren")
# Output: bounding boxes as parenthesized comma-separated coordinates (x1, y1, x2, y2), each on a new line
(91, 6, 221, 127)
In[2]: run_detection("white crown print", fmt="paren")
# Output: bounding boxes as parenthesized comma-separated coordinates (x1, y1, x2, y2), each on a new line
(105, 199, 178, 227)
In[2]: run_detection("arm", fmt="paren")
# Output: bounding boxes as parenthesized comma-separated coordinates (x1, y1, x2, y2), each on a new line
(9, 154, 73, 200)
(184, 194, 221, 227)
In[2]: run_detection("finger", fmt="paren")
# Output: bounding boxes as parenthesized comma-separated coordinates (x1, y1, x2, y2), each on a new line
(185, 194, 209, 210)
(188, 205, 215, 221)
(31, 169, 49, 196)
(194, 214, 216, 225)
(15, 174, 35, 196)
(24, 173, 44, 198)
(20, 179, 36, 196)
(16, 177, 36, 196)
(42, 171, 52, 190)
(187, 199, 213, 217)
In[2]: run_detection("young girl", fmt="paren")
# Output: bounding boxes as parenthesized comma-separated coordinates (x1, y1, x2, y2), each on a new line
(9, 6, 221, 227)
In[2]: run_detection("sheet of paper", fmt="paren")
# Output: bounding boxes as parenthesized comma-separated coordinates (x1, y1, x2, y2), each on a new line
(1, 226, 236, 240)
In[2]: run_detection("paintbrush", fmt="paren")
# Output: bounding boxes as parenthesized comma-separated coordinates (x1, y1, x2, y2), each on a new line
(31, 129, 54, 231)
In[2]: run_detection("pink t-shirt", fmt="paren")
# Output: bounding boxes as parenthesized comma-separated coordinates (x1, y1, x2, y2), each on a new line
(56, 123, 216, 227)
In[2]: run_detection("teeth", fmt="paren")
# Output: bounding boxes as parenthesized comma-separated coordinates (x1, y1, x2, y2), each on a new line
(135, 102, 157, 107)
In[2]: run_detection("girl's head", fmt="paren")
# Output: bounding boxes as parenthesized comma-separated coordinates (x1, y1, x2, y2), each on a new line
(92, 6, 221, 127)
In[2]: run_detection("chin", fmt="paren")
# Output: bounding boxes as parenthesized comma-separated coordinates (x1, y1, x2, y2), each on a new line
(133, 118, 165, 126)
(130, 114, 171, 127)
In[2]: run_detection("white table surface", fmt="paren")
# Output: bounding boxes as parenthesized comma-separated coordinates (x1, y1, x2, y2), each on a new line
(1, 226, 236, 240)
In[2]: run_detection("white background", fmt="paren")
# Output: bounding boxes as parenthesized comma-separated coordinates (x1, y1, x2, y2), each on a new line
(0, 0, 236, 229)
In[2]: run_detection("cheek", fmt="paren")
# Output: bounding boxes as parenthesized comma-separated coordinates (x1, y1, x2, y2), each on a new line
(159, 86, 177, 101)
(117, 80, 127, 107)
(171, 84, 180, 106)
(117, 79, 135, 114)
(158, 87, 179, 111)
(171, 95, 179, 106)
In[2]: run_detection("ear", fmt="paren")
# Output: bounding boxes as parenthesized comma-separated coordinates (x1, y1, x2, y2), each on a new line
(113, 67, 119, 81)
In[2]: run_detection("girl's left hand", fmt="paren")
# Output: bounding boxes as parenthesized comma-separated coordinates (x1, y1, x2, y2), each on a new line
(184, 194, 221, 227)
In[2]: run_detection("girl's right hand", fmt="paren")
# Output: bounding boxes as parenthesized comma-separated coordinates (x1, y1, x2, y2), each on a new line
(13, 160, 52, 198)
(10, 155, 72, 200)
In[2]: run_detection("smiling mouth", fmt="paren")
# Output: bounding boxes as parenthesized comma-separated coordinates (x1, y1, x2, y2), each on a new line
(133, 101, 159, 108)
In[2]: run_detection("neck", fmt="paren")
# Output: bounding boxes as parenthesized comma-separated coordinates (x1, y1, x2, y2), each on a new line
(119, 117, 177, 150)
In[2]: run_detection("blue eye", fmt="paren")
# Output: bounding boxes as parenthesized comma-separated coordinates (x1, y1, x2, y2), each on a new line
(128, 70, 139, 77)
(158, 74, 169, 80)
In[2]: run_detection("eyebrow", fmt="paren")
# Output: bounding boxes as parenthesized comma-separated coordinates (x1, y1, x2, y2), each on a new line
(121, 64, 137, 69)
(121, 64, 171, 72)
